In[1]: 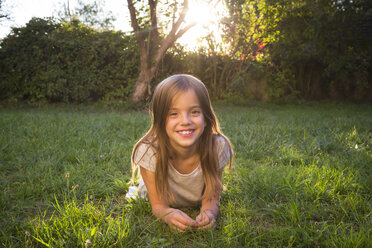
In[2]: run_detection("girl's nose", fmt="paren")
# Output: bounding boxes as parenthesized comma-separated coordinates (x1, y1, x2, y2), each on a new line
(180, 113, 191, 125)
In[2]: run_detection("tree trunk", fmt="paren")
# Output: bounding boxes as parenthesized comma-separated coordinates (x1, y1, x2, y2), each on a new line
(131, 69, 153, 102)
(127, 0, 195, 102)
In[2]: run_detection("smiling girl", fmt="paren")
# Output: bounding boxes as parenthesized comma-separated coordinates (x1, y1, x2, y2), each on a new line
(131, 74, 233, 231)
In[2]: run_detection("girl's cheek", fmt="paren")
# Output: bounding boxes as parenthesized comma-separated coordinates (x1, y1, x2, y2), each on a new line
(168, 118, 177, 126)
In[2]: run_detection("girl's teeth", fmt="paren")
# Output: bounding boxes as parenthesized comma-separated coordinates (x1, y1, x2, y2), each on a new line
(179, 131, 192, 135)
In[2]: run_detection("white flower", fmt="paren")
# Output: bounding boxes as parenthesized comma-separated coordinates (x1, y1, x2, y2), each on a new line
(125, 186, 139, 200)
(85, 239, 92, 247)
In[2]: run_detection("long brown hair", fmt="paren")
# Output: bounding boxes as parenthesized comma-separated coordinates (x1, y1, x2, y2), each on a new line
(131, 74, 233, 203)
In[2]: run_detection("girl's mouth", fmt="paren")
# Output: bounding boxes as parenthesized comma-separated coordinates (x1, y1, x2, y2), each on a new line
(176, 129, 194, 137)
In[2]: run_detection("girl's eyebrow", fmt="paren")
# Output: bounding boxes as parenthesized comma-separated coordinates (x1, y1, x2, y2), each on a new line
(169, 105, 201, 110)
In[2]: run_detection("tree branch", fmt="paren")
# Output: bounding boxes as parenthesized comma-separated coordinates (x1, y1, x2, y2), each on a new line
(153, 0, 193, 65)
(169, 0, 189, 37)
(127, 0, 147, 64)
(175, 22, 197, 40)
(149, 0, 159, 50)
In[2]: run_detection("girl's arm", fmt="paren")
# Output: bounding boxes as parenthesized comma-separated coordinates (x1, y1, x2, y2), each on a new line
(196, 170, 223, 229)
(140, 166, 197, 231)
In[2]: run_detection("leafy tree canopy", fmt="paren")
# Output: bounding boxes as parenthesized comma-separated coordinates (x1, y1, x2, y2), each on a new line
(56, 0, 116, 30)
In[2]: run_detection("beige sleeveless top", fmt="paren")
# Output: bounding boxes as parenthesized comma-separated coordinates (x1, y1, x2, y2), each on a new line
(133, 136, 231, 207)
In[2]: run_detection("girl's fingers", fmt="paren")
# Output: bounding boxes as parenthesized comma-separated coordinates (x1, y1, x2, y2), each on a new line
(196, 210, 216, 228)
(171, 218, 195, 232)
(168, 210, 197, 231)
(170, 221, 189, 232)
(196, 214, 208, 226)
(178, 211, 197, 226)
(197, 216, 216, 229)
(195, 215, 202, 223)
(198, 222, 215, 229)
(201, 211, 211, 223)
(168, 209, 218, 231)
(196, 211, 207, 223)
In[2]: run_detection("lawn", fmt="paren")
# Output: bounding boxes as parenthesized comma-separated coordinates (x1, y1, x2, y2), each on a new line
(0, 103, 371, 247)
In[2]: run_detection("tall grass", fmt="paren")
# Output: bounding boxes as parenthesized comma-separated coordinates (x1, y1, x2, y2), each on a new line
(0, 103, 371, 247)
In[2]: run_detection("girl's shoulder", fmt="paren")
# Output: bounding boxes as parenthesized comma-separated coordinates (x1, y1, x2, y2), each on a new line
(213, 134, 230, 150)
(213, 134, 232, 168)
(133, 141, 157, 172)
(135, 141, 155, 155)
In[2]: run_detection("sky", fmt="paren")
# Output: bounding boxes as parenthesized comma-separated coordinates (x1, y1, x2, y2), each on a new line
(0, 0, 226, 50)
(0, 0, 132, 38)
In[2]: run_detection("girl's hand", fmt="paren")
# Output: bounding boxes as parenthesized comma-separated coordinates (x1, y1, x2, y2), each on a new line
(163, 208, 197, 232)
(196, 209, 217, 229)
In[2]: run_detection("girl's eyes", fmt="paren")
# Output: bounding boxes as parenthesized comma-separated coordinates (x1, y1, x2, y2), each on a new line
(191, 110, 201, 115)
(168, 109, 201, 117)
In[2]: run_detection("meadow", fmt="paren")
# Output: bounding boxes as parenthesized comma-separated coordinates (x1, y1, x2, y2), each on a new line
(0, 103, 371, 247)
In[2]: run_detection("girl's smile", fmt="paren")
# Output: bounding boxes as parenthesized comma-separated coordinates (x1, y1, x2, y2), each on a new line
(166, 89, 205, 153)
(176, 129, 194, 137)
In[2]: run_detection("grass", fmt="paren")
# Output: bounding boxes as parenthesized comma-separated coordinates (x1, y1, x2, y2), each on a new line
(0, 103, 371, 247)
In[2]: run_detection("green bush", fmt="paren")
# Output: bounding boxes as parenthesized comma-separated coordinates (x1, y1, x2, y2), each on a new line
(223, 0, 372, 102)
(0, 18, 139, 103)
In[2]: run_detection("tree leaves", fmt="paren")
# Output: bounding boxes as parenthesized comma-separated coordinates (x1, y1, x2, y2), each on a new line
(0, 18, 139, 103)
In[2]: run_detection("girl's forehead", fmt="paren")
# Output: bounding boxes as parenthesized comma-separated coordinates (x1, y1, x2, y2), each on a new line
(170, 89, 201, 107)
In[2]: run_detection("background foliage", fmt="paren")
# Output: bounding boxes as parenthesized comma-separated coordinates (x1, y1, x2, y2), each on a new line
(222, 0, 372, 102)
(0, 0, 371, 103)
(0, 18, 139, 103)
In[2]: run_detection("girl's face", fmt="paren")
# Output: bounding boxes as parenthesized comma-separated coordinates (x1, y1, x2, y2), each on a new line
(165, 89, 206, 154)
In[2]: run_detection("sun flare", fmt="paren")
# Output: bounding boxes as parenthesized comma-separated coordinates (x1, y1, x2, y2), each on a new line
(186, 1, 216, 27)
(178, 0, 227, 50)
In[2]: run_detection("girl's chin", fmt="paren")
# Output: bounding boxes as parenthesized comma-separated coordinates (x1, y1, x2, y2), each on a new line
(171, 140, 198, 150)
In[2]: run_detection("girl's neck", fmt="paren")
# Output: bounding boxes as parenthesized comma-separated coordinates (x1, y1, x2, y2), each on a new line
(170, 148, 200, 174)
(173, 147, 196, 160)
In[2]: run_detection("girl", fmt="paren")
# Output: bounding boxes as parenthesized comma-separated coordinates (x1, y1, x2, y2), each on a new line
(131, 74, 233, 231)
